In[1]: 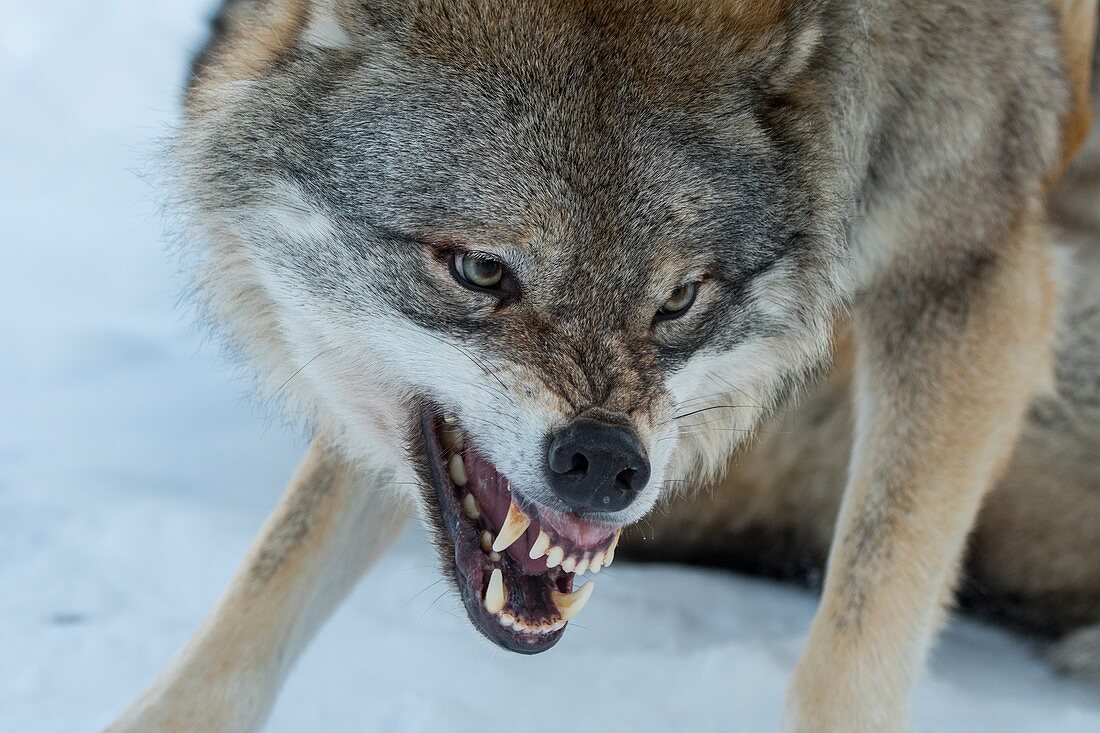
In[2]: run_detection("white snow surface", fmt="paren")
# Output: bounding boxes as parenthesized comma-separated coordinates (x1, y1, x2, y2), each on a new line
(2, 2, 1099, 731)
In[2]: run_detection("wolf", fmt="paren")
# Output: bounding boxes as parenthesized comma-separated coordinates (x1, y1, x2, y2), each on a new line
(107, 1, 1098, 731)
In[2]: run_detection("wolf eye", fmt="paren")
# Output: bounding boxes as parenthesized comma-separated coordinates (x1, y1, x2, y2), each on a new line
(452, 252, 504, 289)
(656, 282, 697, 321)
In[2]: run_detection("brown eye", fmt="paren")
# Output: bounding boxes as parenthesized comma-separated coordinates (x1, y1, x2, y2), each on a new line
(657, 282, 697, 321)
(453, 252, 504, 289)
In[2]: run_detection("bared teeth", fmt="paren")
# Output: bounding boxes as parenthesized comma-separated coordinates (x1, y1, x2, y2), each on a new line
(551, 580, 595, 621)
(545, 546, 564, 568)
(484, 568, 506, 614)
(528, 530, 551, 560)
(448, 454, 468, 487)
(480, 530, 494, 553)
(589, 550, 605, 574)
(462, 493, 480, 520)
(494, 616, 566, 634)
(492, 501, 531, 552)
(574, 557, 590, 576)
(561, 556, 577, 573)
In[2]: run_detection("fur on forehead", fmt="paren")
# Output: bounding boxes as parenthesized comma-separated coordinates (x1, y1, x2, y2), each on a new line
(191, 0, 824, 95)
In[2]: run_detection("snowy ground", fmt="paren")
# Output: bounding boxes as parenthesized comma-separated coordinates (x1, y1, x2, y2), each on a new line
(2, 2, 1099, 731)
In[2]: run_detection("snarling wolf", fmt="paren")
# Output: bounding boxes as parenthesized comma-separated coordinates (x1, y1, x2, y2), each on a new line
(108, 1, 1099, 730)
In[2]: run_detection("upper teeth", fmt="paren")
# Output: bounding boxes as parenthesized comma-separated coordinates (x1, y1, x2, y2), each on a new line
(462, 493, 480, 520)
(492, 501, 531, 553)
(528, 530, 551, 559)
(589, 550, 605, 574)
(545, 545, 565, 568)
(546, 530, 621, 575)
(441, 424, 465, 452)
(604, 528, 621, 567)
(448, 454, 468, 487)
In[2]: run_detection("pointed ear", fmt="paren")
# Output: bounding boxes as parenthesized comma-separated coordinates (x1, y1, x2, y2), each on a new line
(300, 0, 399, 49)
(310, 0, 453, 51)
(724, 0, 826, 95)
(188, 0, 310, 87)
(189, 0, 396, 90)
(299, 0, 359, 50)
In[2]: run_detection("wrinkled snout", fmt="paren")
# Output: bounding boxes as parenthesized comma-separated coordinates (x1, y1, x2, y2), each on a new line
(545, 418, 651, 514)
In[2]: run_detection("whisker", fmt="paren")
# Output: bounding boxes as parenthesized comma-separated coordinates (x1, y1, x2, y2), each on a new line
(402, 579, 446, 608)
(671, 404, 756, 421)
(272, 346, 341, 400)
(418, 589, 452, 623)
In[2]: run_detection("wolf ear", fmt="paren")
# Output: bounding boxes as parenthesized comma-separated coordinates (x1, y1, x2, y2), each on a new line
(299, 0, 373, 50)
(724, 0, 826, 95)
(301, 0, 413, 50)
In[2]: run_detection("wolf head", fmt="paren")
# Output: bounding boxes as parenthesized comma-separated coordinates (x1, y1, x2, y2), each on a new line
(176, 0, 845, 652)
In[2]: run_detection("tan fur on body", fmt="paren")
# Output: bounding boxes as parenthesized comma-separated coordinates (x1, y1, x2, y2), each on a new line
(108, 1, 1099, 731)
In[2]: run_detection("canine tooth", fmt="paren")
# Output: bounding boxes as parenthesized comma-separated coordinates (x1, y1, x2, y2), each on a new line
(485, 568, 506, 614)
(448, 455, 468, 486)
(575, 557, 590, 576)
(492, 502, 531, 552)
(604, 529, 621, 567)
(546, 546, 564, 568)
(441, 425, 465, 452)
(551, 581, 595, 621)
(480, 530, 494, 553)
(462, 493, 480, 520)
(528, 530, 551, 559)
(561, 556, 577, 573)
(590, 551, 605, 573)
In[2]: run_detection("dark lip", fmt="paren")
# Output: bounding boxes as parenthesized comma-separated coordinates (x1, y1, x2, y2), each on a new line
(416, 406, 567, 654)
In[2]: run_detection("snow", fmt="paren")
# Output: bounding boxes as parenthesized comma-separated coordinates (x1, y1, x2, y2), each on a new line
(2, 2, 1099, 731)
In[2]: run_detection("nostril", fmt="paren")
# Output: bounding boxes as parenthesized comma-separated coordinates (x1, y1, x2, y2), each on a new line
(568, 452, 589, 475)
(616, 468, 636, 492)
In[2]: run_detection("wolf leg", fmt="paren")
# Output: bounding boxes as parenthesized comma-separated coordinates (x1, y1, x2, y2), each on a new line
(105, 436, 409, 733)
(784, 216, 1058, 732)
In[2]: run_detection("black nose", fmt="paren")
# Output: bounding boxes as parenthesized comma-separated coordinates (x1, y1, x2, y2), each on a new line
(545, 418, 651, 514)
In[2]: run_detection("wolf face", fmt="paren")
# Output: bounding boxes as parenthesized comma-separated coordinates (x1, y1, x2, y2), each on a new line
(177, 0, 845, 652)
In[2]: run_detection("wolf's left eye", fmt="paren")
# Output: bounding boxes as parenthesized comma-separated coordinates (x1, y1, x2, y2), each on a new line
(452, 252, 504, 289)
(656, 282, 697, 321)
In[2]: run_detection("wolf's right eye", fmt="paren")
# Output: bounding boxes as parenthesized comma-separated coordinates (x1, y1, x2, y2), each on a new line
(455, 253, 503, 288)
(449, 251, 519, 301)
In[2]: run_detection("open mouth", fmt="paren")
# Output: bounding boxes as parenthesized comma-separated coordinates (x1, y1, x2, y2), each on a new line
(418, 408, 622, 653)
